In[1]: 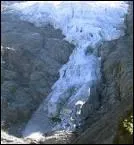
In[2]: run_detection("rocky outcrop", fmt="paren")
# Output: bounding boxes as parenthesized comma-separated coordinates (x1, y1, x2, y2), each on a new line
(73, 2, 133, 144)
(1, 7, 74, 136)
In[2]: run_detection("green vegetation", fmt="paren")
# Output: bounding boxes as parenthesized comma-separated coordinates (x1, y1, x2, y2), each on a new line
(123, 115, 133, 135)
(114, 111, 133, 144)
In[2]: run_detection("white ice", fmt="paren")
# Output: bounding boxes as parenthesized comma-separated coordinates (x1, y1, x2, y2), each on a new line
(11, 1, 128, 131)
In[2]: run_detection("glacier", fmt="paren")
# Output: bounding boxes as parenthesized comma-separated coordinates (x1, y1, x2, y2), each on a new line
(10, 1, 128, 132)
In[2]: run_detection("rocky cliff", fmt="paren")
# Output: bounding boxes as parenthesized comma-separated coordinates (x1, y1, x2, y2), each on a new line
(73, 2, 133, 144)
(1, 4, 74, 136)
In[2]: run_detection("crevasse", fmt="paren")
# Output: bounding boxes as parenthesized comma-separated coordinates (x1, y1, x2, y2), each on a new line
(11, 1, 128, 131)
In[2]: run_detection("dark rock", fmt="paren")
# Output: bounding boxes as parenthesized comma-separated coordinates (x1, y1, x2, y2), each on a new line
(73, 2, 133, 144)
(80, 80, 101, 120)
(1, 7, 74, 135)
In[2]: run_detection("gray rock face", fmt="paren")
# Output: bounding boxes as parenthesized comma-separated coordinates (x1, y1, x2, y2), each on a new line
(1, 8, 74, 135)
(80, 80, 101, 120)
(73, 2, 133, 144)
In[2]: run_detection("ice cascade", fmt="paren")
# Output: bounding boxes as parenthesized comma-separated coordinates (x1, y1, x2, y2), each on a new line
(11, 1, 128, 131)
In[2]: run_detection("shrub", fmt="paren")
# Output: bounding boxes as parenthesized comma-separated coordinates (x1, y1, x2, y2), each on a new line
(114, 111, 133, 144)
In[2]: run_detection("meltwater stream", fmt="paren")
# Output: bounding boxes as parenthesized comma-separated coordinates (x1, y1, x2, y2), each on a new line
(10, 1, 128, 139)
